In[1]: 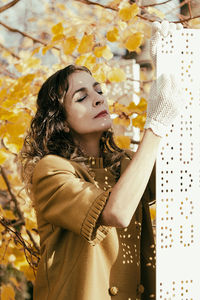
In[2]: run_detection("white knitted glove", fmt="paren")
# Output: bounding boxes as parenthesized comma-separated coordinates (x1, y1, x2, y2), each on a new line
(150, 20, 183, 68)
(144, 73, 184, 137)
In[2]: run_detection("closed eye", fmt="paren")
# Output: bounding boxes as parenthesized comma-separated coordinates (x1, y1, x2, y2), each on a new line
(76, 95, 87, 102)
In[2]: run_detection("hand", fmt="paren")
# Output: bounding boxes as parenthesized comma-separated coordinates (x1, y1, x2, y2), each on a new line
(150, 20, 183, 68)
(144, 73, 184, 137)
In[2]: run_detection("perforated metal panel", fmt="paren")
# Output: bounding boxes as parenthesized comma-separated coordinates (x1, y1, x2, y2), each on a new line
(156, 29, 200, 299)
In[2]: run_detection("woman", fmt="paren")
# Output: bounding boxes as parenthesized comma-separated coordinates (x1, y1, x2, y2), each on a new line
(21, 22, 183, 300)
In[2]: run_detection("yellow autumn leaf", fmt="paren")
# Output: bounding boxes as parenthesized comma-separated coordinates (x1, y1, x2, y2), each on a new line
(2, 209, 17, 220)
(20, 264, 35, 282)
(84, 55, 96, 69)
(0, 223, 4, 233)
(127, 101, 137, 112)
(56, 3, 66, 10)
(114, 135, 131, 149)
(3, 135, 24, 154)
(0, 175, 7, 190)
(76, 54, 96, 70)
(106, 27, 119, 42)
(26, 57, 41, 69)
(4, 122, 27, 137)
(52, 34, 65, 42)
(132, 115, 146, 130)
(149, 204, 156, 221)
(94, 46, 113, 60)
(14, 63, 23, 73)
(20, 73, 36, 85)
(92, 64, 107, 83)
(107, 68, 126, 82)
(51, 22, 64, 35)
(63, 36, 78, 55)
(147, 7, 165, 19)
(125, 32, 143, 52)
(102, 46, 113, 60)
(0, 148, 9, 165)
(137, 97, 147, 111)
(42, 44, 54, 55)
(0, 88, 7, 103)
(25, 218, 37, 231)
(1, 284, 15, 300)
(78, 34, 94, 54)
(94, 46, 105, 58)
(118, 20, 127, 31)
(119, 3, 139, 22)
(111, 102, 130, 115)
(75, 55, 87, 66)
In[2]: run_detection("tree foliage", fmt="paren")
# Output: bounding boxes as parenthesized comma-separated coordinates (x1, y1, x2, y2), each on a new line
(0, 0, 199, 298)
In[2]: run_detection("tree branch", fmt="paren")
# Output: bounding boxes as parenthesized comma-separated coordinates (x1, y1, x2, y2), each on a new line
(75, 0, 118, 11)
(0, 166, 24, 221)
(0, 0, 20, 13)
(187, 0, 192, 19)
(26, 229, 40, 253)
(141, 0, 172, 9)
(0, 166, 40, 257)
(75, 0, 200, 24)
(0, 42, 20, 59)
(0, 218, 40, 265)
(0, 20, 60, 51)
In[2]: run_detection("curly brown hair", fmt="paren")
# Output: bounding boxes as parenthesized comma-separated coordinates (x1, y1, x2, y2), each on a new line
(20, 65, 125, 191)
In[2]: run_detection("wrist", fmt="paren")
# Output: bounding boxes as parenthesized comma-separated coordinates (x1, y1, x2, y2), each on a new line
(143, 128, 162, 142)
(144, 117, 168, 138)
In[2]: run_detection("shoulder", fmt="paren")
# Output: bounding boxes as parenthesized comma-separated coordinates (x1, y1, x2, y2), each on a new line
(35, 154, 75, 172)
(32, 155, 79, 183)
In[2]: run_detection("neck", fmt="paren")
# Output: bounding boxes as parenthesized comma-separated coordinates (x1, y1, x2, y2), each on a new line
(73, 132, 102, 158)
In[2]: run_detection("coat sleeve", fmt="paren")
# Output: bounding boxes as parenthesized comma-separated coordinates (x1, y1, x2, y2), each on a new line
(32, 155, 111, 245)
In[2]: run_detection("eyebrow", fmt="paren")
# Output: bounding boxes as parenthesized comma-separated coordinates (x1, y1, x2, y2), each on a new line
(72, 81, 100, 98)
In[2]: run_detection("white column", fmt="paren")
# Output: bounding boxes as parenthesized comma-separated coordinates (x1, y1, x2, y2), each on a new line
(156, 29, 200, 298)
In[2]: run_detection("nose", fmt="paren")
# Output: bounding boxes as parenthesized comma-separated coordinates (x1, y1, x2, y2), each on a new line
(93, 94, 104, 107)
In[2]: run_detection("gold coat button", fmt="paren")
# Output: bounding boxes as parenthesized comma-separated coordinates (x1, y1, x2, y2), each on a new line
(137, 284, 144, 294)
(109, 286, 119, 296)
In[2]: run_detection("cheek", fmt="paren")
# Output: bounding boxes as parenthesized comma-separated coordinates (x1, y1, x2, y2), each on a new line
(66, 106, 89, 126)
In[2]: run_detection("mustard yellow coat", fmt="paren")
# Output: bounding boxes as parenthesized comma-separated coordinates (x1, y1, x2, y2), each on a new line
(32, 150, 156, 300)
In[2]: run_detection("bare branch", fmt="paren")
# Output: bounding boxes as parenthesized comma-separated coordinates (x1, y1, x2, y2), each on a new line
(0, 0, 20, 13)
(0, 166, 40, 259)
(26, 229, 40, 253)
(0, 20, 60, 51)
(187, 0, 192, 19)
(174, 14, 200, 24)
(75, 0, 200, 24)
(75, 0, 117, 11)
(0, 218, 40, 266)
(0, 42, 20, 59)
(0, 166, 24, 221)
(141, 0, 172, 9)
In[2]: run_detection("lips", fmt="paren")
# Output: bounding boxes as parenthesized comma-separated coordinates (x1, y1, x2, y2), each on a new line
(94, 110, 108, 118)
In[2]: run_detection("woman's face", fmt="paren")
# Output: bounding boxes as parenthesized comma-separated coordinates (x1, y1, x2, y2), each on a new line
(64, 71, 112, 136)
